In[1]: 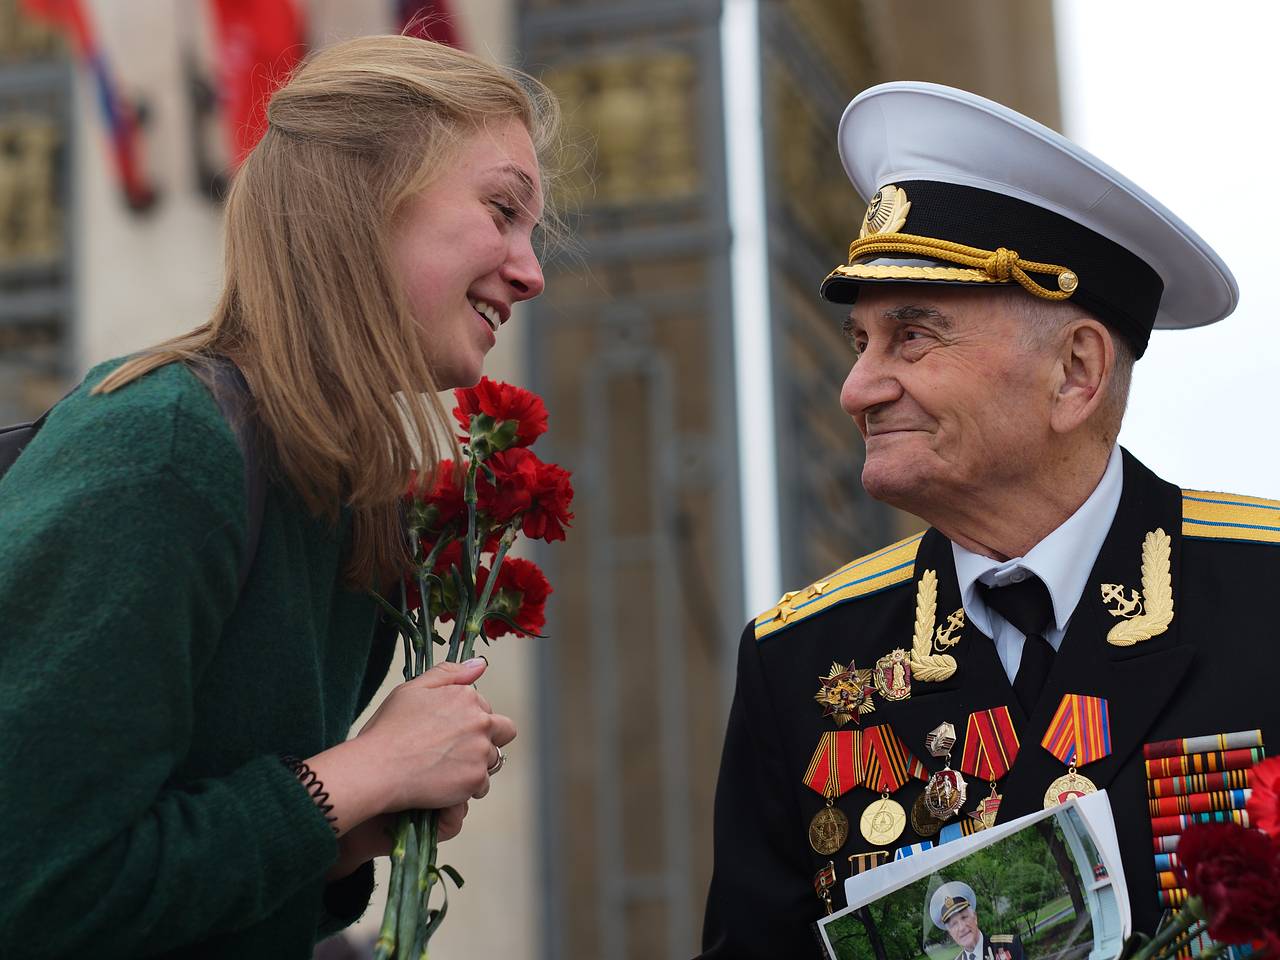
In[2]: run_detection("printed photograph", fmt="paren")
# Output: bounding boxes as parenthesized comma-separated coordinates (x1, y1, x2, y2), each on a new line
(822, 807, 1121, 960)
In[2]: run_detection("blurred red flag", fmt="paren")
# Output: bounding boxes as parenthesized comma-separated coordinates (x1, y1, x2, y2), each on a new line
(398, 0, 463, 47)
(207, 0, 305, 168)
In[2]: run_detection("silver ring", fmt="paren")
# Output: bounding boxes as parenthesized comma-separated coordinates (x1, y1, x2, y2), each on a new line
(487, 747, 506, 776)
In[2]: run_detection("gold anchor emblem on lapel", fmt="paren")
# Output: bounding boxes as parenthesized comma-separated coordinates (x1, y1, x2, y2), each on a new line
(908, 570, 962, 682)
(1100, 528, 1174, 647)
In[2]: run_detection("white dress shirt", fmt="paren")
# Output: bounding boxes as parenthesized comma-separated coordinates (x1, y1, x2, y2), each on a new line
(951, 446, 1123, 683)
(961, 933, 984, 960)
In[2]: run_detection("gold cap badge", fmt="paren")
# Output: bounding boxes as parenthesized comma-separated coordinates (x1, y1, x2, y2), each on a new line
(859, 184, 911, 239)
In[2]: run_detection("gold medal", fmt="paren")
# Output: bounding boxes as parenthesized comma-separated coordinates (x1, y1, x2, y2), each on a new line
(808, 801, 849, 855)
(1044, 768, 1098, 808)
(910, 792, 943, 837)
(923, 768, 967, 819)
(860, 794, 907, 846)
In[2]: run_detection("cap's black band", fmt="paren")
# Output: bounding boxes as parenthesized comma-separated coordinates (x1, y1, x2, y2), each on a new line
(822, 180, 1164, 358)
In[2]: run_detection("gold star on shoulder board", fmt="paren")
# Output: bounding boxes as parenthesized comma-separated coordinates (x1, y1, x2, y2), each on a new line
(815, 660, 876, 727)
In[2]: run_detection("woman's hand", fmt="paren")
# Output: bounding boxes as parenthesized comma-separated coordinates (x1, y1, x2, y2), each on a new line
(306, 658, 515, 836)
(325, 802, 469, 880)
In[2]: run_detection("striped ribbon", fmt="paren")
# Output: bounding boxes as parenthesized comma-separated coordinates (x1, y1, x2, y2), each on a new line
(1148, 788, 1250, 818)
(1143, 729, 1262, 760)
(938, 818, 983, 845)
(1150, 809, 1250, 838)
(892, 841, 934, 861)
(861, 725, 925, 793)
(1144, 746, 1265, 780)
(1041, 694, 1111, 766)
(960, 706, 1020, 781)
(1147, 768, 1252, 798)
(1152, 834, 1180, 854)
(803, 730, 864, 799)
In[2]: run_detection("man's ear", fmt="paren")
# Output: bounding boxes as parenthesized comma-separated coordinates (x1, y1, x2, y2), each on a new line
(1050, 318, 1111, 435)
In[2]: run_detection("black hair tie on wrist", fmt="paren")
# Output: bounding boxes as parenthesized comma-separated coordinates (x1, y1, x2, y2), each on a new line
(280, 755, 339, 834)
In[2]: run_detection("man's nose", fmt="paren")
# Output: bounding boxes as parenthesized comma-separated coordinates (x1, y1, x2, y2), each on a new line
(839, 347, 901, 417)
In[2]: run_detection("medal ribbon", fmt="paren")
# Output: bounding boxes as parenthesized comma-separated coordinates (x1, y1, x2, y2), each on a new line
(1041, 694, 1111, 767)
(959, 707, 1020, 781)
(859, 725, 925, 793)
(803, 730, 865, 799)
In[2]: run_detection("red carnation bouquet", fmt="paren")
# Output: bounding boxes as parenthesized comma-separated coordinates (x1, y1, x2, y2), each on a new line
(1121, 757, 1280, 958)
(370, 377, 572, 959)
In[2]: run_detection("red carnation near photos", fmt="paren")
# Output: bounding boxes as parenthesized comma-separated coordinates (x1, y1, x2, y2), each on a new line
(453, 376, 548, 448)
(478, 448, 574, 542)
(1178, 821, 1280, 943)
(1248, 757, 1280, 838)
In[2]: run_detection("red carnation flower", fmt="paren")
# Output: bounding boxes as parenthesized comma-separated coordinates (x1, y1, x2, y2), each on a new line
(478, 448, 538, 523)
(1249, 758, 1280, 838)
(523, 457, 574, 543)
(1179, 822, 1280, 942)
(476, 556, 551, 638)
(406, 460, 466, 537)
(404, 541, 463, 613)
(453, 377, 548, 449)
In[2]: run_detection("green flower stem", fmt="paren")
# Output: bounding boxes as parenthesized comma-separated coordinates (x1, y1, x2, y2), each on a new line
(1163, 919, 1208, 959)
(373, 813, 412, 959)
(1134, 898, 1205, 959)
(396, 821, 421, 955)
(399, 579, 413, 683)
(461, 525, 517, 661)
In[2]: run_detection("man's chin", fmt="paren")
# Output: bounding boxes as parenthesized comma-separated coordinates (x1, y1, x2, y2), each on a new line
(860, 456, 928, 509)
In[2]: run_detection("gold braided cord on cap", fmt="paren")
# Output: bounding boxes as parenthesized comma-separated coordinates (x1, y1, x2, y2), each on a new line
(845, 233, 1078, 301)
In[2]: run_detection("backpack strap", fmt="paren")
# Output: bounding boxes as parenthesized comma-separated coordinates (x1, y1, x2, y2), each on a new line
(191, 357, 267, 595)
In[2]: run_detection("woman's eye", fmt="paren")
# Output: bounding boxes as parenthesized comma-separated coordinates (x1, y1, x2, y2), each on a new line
(492, 200, 518, 223)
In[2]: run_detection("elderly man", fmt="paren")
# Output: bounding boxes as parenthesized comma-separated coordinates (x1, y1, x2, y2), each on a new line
(930, 882, 1023, 960)
(700, 82, 1276, 958)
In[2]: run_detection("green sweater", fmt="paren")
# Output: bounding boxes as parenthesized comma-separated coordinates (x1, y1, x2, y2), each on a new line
(0, 360, 394, 958)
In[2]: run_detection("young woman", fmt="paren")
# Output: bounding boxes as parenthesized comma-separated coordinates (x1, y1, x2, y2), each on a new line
(0, 35, 557, 957)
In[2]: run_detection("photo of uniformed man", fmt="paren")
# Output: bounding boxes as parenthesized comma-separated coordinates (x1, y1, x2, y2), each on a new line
(930, 883, 1024, 960)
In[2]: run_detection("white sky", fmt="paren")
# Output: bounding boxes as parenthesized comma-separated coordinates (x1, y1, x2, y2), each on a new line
(1055, 2, 1280, 495)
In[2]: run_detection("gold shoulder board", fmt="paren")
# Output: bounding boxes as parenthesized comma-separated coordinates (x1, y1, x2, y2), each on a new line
(1182, 489, 1280, 545)
(754, 533, 923, 642)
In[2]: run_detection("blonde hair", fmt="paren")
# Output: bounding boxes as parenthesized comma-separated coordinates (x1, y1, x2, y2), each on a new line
(94, 36, 561, 588)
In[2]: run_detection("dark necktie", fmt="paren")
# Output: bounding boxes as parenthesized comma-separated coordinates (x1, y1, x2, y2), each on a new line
(979, 575, 1055, 716)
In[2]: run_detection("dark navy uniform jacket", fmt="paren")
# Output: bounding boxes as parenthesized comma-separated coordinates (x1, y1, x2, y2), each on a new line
(700, 450, 1280, 957)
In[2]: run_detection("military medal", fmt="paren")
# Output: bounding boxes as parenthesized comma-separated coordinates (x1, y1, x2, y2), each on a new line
(848, 850, 888, 875)
(958, 706, 1020, 831)
(873, 648, 912, 701)
(814, 661, 876, 726)
(857, 725, 927, 846)
(803, 730, 864, 854)
(922, 722, 967, 821)
(813, 861, 837, 915)
(1041, 694, 1111, 808)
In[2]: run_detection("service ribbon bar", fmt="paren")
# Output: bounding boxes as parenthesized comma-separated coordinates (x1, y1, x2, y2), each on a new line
(1152, 834, 1180, 855)
(1147, 788, 1251, 818)
(1041, 694, 1111, 766)
(960, 706, 1020, 781)
(1144, 746, 1264, 780)
(1147, 768, 1252, 798)
(1153, 852, 1181, 873)
(860, 725, 923, 793)
(804, 730, 864, 799)
(1158, 888, 1188, 909)
(1143, 729, 1263, 760)
(1149, 808, 1250, 838)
